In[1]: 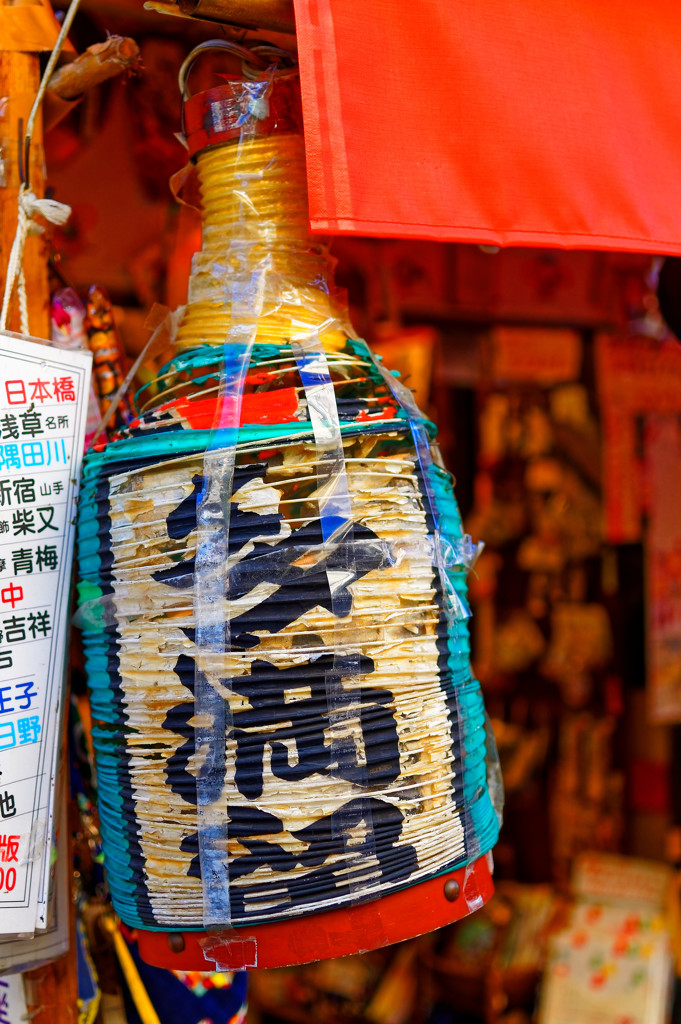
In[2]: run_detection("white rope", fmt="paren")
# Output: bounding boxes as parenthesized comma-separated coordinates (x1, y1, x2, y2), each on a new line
(0, 0, 82, 336)
(0, 189, 72, 334)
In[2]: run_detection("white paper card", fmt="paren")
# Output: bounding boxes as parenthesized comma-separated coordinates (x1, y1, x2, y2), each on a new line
(0, 972, 28, 1024)
(0, 330, 91, 934)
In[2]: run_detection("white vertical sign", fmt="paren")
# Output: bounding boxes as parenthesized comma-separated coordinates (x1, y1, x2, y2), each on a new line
(0, 330, 91, 934)
(0, 973, 28, 1024)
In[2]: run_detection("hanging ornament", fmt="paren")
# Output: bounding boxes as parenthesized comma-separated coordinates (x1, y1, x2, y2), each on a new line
(76, 41, 502, 972)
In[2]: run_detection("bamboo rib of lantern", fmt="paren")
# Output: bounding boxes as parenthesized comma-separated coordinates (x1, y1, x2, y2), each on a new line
(134, 357, 374, 396)
(135, 383, 396, 416)
(134, 359, 399, 411)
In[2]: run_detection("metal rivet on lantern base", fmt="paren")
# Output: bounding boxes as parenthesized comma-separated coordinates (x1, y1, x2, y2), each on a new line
(138, 854, 493, 971)
(444, 879, 461, 902)
(167, 933, 185, 954)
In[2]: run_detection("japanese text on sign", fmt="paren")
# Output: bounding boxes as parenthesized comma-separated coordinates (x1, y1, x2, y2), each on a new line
(0, 330, 91, 935)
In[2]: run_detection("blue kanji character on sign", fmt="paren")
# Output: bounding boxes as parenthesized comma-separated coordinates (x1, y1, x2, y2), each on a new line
(0, 722, 15, 749)
(14, 680, 37, 710)
(0, 687, 12, 714)
(3, 445, 20, 471)
(17, 716, 40, 744)
(21, 442, 44, 468)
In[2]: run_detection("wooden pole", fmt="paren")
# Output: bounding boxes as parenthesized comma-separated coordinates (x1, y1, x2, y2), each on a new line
(43, 35, 141, 131)
(0, 51, 49, 337)
(146, 0, 296, 34)
(48, 36, 140, 101)
(24, 917, 79, 1024)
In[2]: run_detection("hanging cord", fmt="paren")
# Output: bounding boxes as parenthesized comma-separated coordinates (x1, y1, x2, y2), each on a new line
(0, 0, 82, 335)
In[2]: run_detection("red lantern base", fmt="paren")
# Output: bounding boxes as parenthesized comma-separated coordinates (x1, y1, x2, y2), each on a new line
(136, 853, 494, 971)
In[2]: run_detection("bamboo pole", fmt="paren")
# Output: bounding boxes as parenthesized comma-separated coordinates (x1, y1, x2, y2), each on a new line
(146, 0, 295, 34)
(43, 35, 140, 131)
(48, 35, 140, 101)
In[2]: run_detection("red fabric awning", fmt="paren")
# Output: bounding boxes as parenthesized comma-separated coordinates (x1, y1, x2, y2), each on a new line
(293, 0, 681, 253)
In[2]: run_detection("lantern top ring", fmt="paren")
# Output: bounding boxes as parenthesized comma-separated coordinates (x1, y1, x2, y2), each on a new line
(178, 39, 297, 99)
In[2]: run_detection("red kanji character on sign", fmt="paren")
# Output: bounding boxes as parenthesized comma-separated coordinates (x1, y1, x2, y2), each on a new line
(5, 381, 26, 405)
(0, 584, 22, 608)
(53, 377, 76, 402)
(0, 835, 19, 862)
(29, 380, 52, 402)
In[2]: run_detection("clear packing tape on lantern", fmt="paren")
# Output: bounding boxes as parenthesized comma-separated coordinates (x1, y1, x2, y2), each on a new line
(75, 65, 503, 957)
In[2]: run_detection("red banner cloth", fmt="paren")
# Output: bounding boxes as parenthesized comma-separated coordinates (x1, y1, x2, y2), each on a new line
(293, 0, 681, 253)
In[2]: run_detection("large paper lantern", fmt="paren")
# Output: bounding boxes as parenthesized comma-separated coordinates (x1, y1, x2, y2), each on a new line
(76, 43, 502, 971)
